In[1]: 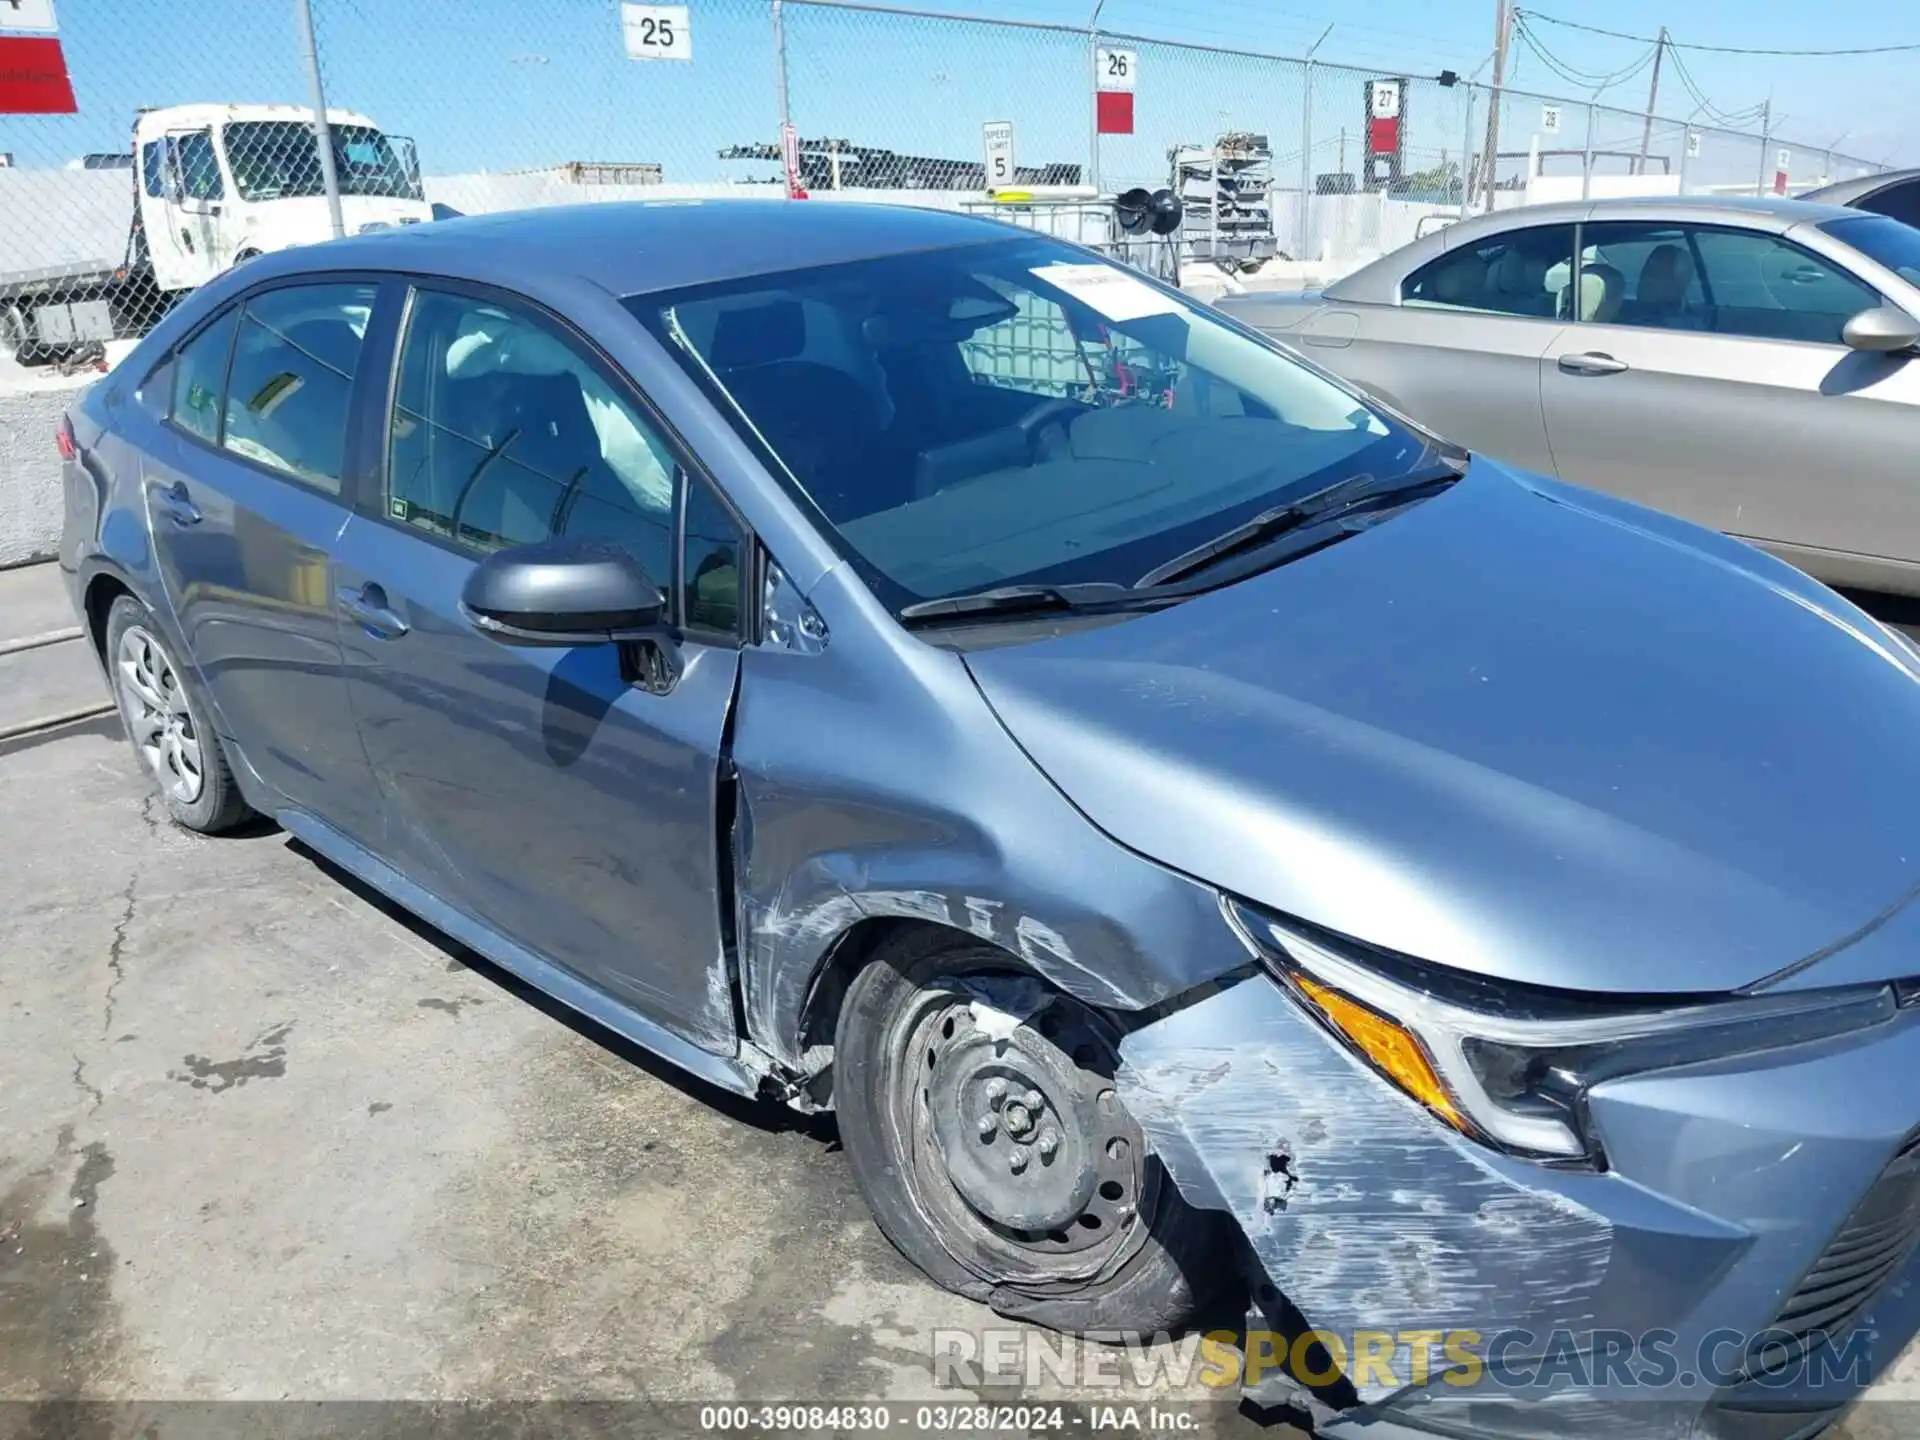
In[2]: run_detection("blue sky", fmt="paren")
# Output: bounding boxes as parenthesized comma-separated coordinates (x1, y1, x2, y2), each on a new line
(12, 0, 1914, 186)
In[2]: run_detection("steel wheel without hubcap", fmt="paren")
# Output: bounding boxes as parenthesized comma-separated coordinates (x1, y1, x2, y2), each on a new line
(896, 971, 1152, 1283)
(116, 624, 204, 805)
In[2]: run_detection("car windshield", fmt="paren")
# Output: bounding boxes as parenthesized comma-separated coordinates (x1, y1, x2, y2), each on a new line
(628, 237, 1429, 613)
(1824, 214, 1920, 288)
(223, 121, 423, 202)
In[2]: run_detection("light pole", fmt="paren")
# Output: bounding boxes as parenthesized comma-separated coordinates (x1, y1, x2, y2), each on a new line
(1299, 24, 1333, 263)
(1088, 0, 1108, 195)
(294, 0, 345, 239)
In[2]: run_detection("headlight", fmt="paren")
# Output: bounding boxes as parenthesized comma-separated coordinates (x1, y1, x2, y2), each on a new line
(1229, 900, 1898, 1166)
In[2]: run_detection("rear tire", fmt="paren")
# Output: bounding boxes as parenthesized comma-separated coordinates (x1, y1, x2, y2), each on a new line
(834, 928, 1228, 1334)
(104, 595, 254, 834)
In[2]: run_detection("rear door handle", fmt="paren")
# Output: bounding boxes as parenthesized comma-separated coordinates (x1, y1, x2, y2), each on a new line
(1558, 352, 1630, 376)
(337, 583, 410, 640)
(146, 478, 201, 526)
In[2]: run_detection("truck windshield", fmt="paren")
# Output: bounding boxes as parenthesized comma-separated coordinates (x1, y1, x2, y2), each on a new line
(223, 121, 423, 202)
(628, 236, 1429, 614)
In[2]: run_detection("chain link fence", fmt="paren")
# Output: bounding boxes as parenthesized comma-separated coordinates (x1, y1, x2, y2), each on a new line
(0, 0, 1898, 371)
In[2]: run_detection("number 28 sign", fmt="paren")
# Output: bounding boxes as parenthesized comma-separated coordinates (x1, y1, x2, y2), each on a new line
(623, 3, 691, 61)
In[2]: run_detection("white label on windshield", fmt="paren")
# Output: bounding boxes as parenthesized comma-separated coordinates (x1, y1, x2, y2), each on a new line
(1029, 263, 1181, 322)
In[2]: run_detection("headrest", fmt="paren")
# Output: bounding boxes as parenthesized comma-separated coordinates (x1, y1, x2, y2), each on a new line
(1492, 245, 1548, 297)
(1430, 254, 1485, 306)
(710, 300, 806, 369)
(445, 310, 580, 380)
(1577, 263, 1625, 323)
(1638, 245, 1696, 307)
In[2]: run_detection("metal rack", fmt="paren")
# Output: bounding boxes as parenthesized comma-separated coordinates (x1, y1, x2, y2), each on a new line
(1170, 132, 1277, 273)
(959, 191, 1181, 287)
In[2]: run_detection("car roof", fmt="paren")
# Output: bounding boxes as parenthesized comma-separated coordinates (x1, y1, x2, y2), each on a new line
(1799, 167, 1920, 208)
(259, 200, 1026, 299)
(1324, 192, 1868, 303)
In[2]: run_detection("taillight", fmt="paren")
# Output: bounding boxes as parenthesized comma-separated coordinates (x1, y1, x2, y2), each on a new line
(56, 416, 77, 462)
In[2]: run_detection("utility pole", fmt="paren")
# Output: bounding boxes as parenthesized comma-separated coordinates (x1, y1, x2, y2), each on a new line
(1635, 26, 1667, 176)
(1479, 0, 1511, 211)
(1088, 0, 1108, 194)
(1757, 94, 1772, 195)
(294, 0, 345, 239)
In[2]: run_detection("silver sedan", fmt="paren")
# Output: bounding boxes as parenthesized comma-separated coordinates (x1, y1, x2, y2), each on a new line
(1220, 195, 1920, 594)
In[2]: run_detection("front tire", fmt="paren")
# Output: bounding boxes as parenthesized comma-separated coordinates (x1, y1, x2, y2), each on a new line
(834, 929, 1228, 1333)
(105, 595, 253, 834)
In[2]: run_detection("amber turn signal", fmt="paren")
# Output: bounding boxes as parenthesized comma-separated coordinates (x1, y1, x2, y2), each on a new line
(1293, 974, 1471, 1134)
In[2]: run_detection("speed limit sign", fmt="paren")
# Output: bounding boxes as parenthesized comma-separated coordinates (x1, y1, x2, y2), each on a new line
(982, 120, 1015, 189)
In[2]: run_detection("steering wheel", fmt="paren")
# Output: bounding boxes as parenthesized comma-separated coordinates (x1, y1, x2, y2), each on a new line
(1013, 396, 1090, 455)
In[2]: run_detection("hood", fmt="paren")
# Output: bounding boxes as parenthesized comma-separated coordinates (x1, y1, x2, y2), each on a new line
(965, 462, 1920, 996)
(244, 194, 433, 245)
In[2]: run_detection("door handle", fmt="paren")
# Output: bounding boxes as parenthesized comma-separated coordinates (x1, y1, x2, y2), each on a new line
(146, 478, 201, 526)
(1558, 352, 1630, 376)
(337, 583, 410, 640)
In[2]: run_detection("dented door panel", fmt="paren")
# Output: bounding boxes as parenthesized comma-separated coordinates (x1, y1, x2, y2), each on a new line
(727, 567, 1255, 1069)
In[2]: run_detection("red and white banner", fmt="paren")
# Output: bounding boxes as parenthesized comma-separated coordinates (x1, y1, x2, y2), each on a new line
(0, 0, 76, 115)
(1095, 47, 1135, 136)
(781, 122, 808, 199)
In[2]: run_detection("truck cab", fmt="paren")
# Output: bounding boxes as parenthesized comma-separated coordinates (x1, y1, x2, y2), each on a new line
(136, 103, 431, 293)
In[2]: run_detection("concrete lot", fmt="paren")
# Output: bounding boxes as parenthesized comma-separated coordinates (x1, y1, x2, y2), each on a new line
(0, 562, 1915, 1439)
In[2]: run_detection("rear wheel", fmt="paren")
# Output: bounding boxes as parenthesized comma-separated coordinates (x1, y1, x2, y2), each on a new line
(834, 929, 1227, 1333)
(105, 595, 253, 834)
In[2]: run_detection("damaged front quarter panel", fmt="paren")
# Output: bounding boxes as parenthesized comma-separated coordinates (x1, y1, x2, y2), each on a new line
(727, 565, 1256, 1074)
(1117, 975, 1621, 1407)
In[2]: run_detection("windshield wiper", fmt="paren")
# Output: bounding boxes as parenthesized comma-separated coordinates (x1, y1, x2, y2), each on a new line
(1134, 458, 1466, 589)
(899, 581, 1177, 627)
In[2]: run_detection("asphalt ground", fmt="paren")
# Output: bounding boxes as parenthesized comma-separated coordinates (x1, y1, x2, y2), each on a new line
(1, 560, 1914, 1440)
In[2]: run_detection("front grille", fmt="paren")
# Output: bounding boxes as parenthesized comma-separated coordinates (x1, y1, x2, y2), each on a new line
(1748, 1129, 1920, 1377)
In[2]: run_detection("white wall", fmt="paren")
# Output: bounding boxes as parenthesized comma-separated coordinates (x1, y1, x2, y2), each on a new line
(0, 374, 89, 568)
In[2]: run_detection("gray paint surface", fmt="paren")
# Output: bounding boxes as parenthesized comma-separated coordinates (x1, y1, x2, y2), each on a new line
(53, 201, 1920, 1438)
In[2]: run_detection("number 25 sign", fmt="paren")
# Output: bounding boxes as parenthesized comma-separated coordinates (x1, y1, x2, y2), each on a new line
(623, 3, 692, 61)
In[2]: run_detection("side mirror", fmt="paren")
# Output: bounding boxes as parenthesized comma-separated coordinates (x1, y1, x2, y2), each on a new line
(1842, 304, 1920, 354)
(460, 538, 666, 647)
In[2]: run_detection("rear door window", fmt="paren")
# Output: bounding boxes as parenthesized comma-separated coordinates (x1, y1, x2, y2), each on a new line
(1401, 225, 1578, 318)
(169, 307, 239, 444)
(221, 283, 377, 492)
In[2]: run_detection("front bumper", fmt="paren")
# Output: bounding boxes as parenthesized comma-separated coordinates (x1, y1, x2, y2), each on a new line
(1116, 976, 1920, 1439)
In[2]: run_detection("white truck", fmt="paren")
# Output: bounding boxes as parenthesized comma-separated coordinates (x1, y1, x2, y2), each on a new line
(1, 103, 433, 364)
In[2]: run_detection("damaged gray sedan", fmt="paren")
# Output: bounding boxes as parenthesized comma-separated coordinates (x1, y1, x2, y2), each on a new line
(62, 202, 1920, 1438)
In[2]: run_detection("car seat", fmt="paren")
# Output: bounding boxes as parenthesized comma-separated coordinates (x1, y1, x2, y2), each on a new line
(1575, 263, 1626, 324)
(1624, 245, 1698, 326)
(709, 300, 908, 521)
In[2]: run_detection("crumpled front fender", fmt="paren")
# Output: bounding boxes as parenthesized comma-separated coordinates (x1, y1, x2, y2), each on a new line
(1117, 977, 1627, 1406)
